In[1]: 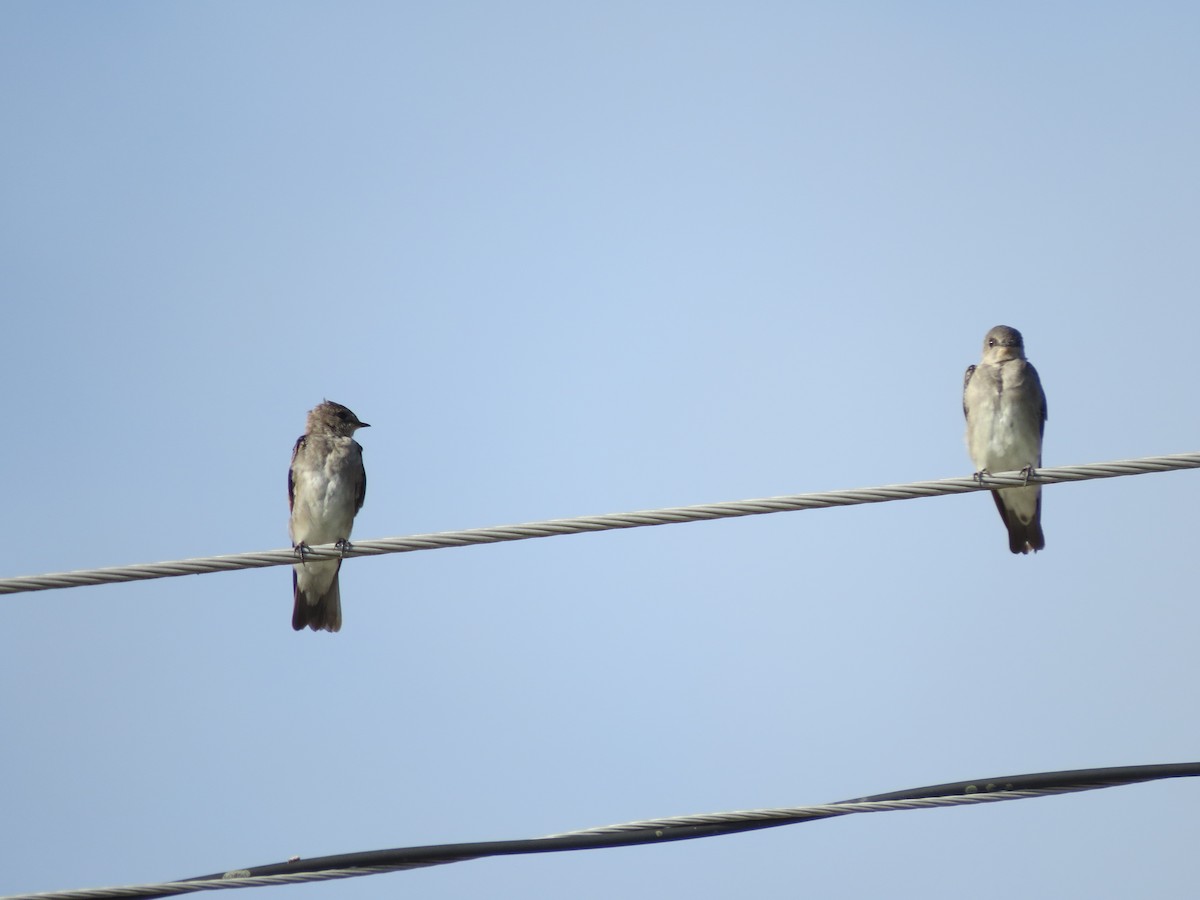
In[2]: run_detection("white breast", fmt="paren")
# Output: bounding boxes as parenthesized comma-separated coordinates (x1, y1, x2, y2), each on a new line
(289, 440, 359, 546)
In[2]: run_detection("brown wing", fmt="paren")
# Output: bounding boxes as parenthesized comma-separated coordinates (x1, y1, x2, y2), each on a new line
(288, 436, 306, 512)
(353, 441, 367, 513)
(962, 365, 976, 419)
(1031, 363, 1048, 436)
(1014, 360, 1048, 440)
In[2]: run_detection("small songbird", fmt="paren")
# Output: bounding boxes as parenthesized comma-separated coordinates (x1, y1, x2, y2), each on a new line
(288, 401, 369, 631)
(963, 326, 1048, 554)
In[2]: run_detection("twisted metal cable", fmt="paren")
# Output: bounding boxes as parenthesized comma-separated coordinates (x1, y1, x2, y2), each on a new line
(3, 452, 1198, 596)
(5, 763, 1192, 900)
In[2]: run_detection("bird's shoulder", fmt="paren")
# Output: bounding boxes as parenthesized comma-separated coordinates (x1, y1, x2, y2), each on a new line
(1008, 358, 1046, 395)
(288, 435, 307, 510)
(353, 442, 367, 511)
(962, 363, 983, 418)
(1019, 360, 1048, 424)
(999, 359, 1048, 427)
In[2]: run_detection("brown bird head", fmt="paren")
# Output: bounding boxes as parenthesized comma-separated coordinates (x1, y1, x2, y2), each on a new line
(307, 400, 370, 437)
(981, 325, 1026, 363)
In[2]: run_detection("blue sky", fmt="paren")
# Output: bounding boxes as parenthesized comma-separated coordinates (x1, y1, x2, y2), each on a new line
(3, 3, 1199, 897)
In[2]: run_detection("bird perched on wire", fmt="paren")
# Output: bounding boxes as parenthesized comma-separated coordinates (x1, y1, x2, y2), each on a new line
(963, 325, 1047, 554)
(288, 401, 369, 631)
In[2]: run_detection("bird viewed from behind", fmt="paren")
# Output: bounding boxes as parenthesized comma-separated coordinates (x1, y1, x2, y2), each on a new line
(963, 326, 1047, 554)
(288, 400, 369, 631)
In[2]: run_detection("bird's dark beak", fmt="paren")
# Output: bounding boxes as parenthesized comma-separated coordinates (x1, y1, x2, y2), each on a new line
(358, 422, 371, 429)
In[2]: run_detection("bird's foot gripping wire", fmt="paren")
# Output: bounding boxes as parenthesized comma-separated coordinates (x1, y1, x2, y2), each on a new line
(973, 469, 990, 485)
(293, 542, 310, 564)
(335, 539, 354, 557)
(1020, 465, 1037, 486)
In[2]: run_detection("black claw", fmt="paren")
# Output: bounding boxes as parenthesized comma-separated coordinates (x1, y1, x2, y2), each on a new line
(973, 469, 990, 485)
(1020, 465, 1036, 486)
(335, 539, 353, 557)
(293, 542, 310, 564)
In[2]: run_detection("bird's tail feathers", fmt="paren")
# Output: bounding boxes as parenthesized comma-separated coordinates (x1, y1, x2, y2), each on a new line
(992, 489, 1045, 555)
(292, 565, 343, 632)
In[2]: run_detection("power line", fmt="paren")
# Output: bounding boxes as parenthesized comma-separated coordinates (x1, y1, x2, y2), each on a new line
(2, 452, 1198, 596)
(6, 762, 1196, 900)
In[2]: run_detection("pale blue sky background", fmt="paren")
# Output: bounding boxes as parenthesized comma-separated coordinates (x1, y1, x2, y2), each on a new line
(3, 3, 1200, 897)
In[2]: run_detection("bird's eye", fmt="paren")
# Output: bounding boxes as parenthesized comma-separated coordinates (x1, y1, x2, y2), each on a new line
(988, 338, 996, 347)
